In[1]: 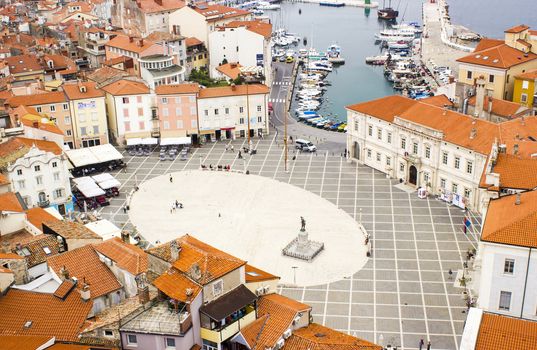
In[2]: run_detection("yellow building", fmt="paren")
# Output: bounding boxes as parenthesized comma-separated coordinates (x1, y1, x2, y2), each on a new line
(513, 70, 537, 108)
(63, 82, 109, 148)
(186, 37, 209, 74)
(457, 25, 537, 101)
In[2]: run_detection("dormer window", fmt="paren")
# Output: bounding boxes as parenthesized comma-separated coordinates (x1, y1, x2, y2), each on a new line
(47, 60, 54, 68)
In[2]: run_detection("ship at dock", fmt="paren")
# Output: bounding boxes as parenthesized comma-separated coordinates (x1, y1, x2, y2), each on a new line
(377, 0, 398, 20)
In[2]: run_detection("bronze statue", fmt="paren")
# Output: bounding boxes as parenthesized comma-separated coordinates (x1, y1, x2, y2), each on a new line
(300, 216, 306, 231)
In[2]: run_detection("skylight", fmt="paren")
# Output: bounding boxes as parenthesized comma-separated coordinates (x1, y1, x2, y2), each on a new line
(43, 246, 51, 255)
(246, 271, 260, 276)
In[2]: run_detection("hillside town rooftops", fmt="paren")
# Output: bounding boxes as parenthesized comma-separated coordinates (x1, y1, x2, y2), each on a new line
(100, 79, 150, 96)
(245, 264, 279, 283)
(457, 42, 537, 69)
(43, 220, 101, 240)
(152, 268, 202, 302)
(467, 95, 528, 118)
(63, 81, 105, 100)
(5, 55, 43, 74)
(474, 311, 537, 349)
(7, 91, 67, 107)
(223, 20, 272, 39)
(285, 323, 382, 350)
(94, 237, 148, 276)
(25, 207, 61, 231)
(0, 231, 61, 267)
(105, 35, 157, 54)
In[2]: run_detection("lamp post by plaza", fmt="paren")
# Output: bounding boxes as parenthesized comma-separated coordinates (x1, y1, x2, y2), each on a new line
(291, 266, 298, 285)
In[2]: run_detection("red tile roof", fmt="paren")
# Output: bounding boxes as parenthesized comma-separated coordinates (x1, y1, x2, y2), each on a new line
(15, 137, 63, 155)
(474, 38, 505, 52)
(504, 24, 530, 33)
(63, 81, 105, 100)
(155, 83, 200, 95)
(21, 118, 64, 135)
(475, 312, 537, 349)
(194, 4, 250, 22)
(516, 69, 537, 80)
(185, 37, 203, 47)
(101, 79, 150, 96)
(94, 237, 148, 276)
(420, 94, 454, 108)
(0, 288, 92, 342)
(198, 84, 269, 99)
(0, 192, 24, 212)
(47, 245, 122, 298)
(468, 95, 526, 118)
(5, 55, 43, 74)
(0, 335, 53, 350)
(457, 43, 537, 69)
(0, 173, 9, 185)
(152, 268, 202, 302)
(216, 62, 243, 80)
(245, 264, 279, 283)
(284, 323, 382, 350)
(7, 91, 67, 107)
(224, 20, 272, 39)
(481, 190, 537, 248)
(26, 207, 61, 231)
(105, 35, 158, 54)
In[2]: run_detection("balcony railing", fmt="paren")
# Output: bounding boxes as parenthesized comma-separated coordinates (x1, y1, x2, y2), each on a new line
(37, 200, 50, 208)
(200, 310, 256, 343)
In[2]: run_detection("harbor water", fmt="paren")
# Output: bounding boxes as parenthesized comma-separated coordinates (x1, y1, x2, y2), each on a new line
(267, 1, 424, 121)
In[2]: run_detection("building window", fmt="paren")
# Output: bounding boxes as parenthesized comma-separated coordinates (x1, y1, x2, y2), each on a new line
(17, 180, 25, 189)
(122, 97, 129, 104)
(367, 149, 372, 158)
(50, 105, 56, 112)
(17, 169, 22, 175)
(176, 120, 184, 129)
(464, 188, 471, 198)
(191, 120, 197, 128)
(66, 130, 72, 136)
(104, 330, 113, 337)
(466, 71, 472, 80)
(225, 107, 229, 114)
(53, 172, 60, 181)
(489, 75, 494, 83)
(212, 279, 223, 296)
(166, 338, 176, 348)
(387, 132, 392, 144)
(454, 157, 460, 169)
(36, 176, 43, 185)
(498, 291, 511, 310)
(522, 80, 529, 89)
(368, 125, 373, 136)
(442, 152, 448, 165)
(239, 117, 244, 124)
(521, 93, 528, 103)
(162, 108, 169, 117)
(204, 110, 208, 116)
(386, 156, 391, 166)
(399, 162, 404, 172)
(127, 334, 137, 345)
(139, 121, 145, 130)
(214, 109, 219, 115)
(162, 97, 168, 104)
(424, 172, 430, 184)
(401, 137, 406, 149)
(377, 128, 382, 140)
(452, 183, 458, 194)
(93, 126, 99, 134)
(466, 161, 473, 174)
(354, 120, 358, 131)
(202, 340, 218, 350)
(257, 116, 262, 123)
(504, 259, 515, 274)
(257, 105, 262, 112)
(34, 165, 41, 172)
(163, 121, 170, 129)
(412, 142, 418, 154)
(36, 106, 42, 113)
(65, 116, 71, 125)
(63, 103, 68, 110)
(54, 189, 63, 199)
(138, 107, 143, 116)
(440, 178, 446, 189)
(81, 127, 87, 136)
(137, 96, 142, 103)
(239, 107, 244, 113)
(376, 152, 381, 161)
(425, 145, 431, 159)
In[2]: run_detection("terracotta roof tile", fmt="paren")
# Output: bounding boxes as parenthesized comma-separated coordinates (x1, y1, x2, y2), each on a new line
(43, 220, 101, 240)
(49, 343, 118, 350)
(15, 137, 63, 155)
(155, 83, 200, 95)
(420, 94, 454, 108)
(198, 84, 269, 99)
(0, 252, 24, 260)
(468, 95, 526, 118)
(21, 117, 64, 135)
(0, 288, 92, 342)
(474, 38, 505, 52)
(63, 81, 105, 100)
(504, 24, 530, 33)
(105, 35, 158, 54)
(7, 91, 66, 107)
(0, 335, 53, 350)
(284, 323, 382, 350)
(0, 231, 61, 267)
(5, 55, 43, 74)
(152, 268, 202, 302)
(0, 192, 24, 212)
(100, 79, 150, 96)
(516, 69, 537, 80)
(194, 4, 250, 22)
(224, 20, 272, 39)
(147, 234, 246, 285)
(87, 66, 129, 85)
(216, 63, 242, 80)
(481, 153, 537, 190)
(53, 279, 77, 299)
(185, 37, 203, 47)
(47, 245, 122, 298)
(481, 190, 537, 248)
(137, 0, 185, 13)
(346, 95, 417, 123)
(457, 43, 537, 69)
(26, 207, 61, 231)
(94, 237, 148, 275)
(0, 173, 9, 185)
(245, 264, 279, 283)
(475, 312, 537, 349)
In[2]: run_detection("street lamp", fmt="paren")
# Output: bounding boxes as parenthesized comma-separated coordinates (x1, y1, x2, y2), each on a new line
(291, 266, 298, 285)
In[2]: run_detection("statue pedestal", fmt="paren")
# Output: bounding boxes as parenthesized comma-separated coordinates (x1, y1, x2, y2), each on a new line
(282, 229, 324, 262)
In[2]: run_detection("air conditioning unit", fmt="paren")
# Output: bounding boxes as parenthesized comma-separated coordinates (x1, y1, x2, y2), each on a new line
(256, 287, 264, 296)
(263, 285, 270, 294)
(283, 329, 291, 339)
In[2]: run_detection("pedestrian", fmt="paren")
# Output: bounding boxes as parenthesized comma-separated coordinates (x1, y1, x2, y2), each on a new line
(448, 269, 453, 279)
(123, 206, 127, 213)
(169, 174, 173, 183)
(170, 208, 173, 214)
(175, 200, 179, 208)
(179, 203, 183, 209)
(427, 341, 431, 350)
(238, 151, 242, 159)
(419, 339, 424, 350)
(292, 155, 296, 160)
(225, 145, 229, 151)
(463, 223, 467, 234)
(231, 145, 234, 152)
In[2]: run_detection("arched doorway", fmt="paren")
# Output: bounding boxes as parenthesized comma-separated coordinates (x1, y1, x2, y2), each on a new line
(409, 165, 417, 185)
(353, 142, 360, 160)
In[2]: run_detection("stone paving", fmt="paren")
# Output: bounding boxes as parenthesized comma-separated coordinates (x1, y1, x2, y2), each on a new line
(97, 136, 480, 350)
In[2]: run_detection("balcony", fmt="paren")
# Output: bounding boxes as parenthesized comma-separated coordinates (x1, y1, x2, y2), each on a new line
(37, 200, 50, 208)
(200, 307, 256, 343)
(120, 301, 192, 336)
(402, 152, 421, 165)
(151, 127, 161, 138)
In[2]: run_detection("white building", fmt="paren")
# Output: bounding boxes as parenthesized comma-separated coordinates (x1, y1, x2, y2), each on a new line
(139, 54, 186, 90)
(345, 95, 537, 212)
(197, 84, 269, 141)
(208, 20, 272, 85)
(1, 138, 73, 214)
(168, 4, 252, 46)
(101, 79, 155, 145)
(472, 191, 537, 321)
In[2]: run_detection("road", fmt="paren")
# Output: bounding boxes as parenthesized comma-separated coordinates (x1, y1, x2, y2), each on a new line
(269, 62, 347, 153)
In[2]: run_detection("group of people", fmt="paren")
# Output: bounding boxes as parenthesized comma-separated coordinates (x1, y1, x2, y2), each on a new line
(170, 200, 183, 213)
(201, 164, 232, 171)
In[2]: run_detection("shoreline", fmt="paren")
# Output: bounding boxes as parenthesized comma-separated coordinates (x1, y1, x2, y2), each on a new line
(287, 0, 379, 8)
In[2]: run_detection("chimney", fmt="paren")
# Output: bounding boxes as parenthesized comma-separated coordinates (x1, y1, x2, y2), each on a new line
(170, 240, 180, 261)
(442, 105, 447, 116)
(470, 128, 477, 139)
(138, 283, 150, 304)
(137, 39, 144, 47)
(474, 76, 486, 119)
(154, 0, 163, 6)
(1, 241, 10, 254)
(121, 230, 130, 243)
(80, 279, 91, 302)
(129, 36, 134, 43)
(487, 96, 493, 115)
(33, 121, 39, 128)
(515, 192, 521, 205)
(231, 83, 236, 90)
(513, 143, 519, 155)
(60, 265, 69, 280)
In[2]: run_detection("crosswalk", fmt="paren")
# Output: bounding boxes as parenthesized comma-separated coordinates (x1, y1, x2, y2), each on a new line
(268, 98, 286, 103)
(272, 81, 291, 86)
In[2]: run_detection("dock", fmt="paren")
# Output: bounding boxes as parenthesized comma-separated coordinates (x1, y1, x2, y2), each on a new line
(291, 0, 378, 8)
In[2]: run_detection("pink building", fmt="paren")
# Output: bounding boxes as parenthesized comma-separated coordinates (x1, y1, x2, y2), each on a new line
(155, 83, 200, 140)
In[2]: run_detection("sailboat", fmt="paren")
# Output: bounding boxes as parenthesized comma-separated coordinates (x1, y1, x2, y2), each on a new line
(377, 0, 398, 20)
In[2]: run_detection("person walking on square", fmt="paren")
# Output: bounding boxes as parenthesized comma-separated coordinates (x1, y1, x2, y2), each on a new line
(231, 145, 234, 152)
(448, 269, 453, 279)
(169, 174, 173, 183)
(427, 340, 431, 350)
(419, 339, 424, 350)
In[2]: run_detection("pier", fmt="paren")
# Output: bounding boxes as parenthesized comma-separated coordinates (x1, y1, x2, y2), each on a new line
(289, 0, 378, 8)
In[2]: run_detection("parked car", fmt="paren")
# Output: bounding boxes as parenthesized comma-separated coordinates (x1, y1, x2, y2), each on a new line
(295, 139, 317, 152)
